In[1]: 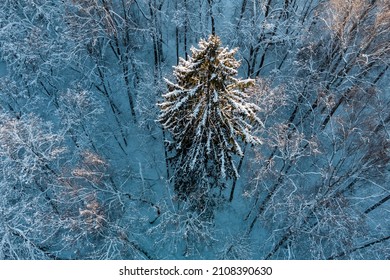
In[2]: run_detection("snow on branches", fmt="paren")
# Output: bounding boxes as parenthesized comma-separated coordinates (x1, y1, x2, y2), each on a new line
(159, 35, 262, 203)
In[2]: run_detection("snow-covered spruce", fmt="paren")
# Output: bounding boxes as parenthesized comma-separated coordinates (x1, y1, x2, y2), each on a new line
(158, 35, 263, 200)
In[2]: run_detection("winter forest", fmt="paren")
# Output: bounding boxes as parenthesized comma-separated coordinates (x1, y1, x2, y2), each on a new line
(0, 0, 389, 260)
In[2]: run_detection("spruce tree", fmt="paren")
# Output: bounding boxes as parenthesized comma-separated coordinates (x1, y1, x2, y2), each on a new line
(159, 35, 262, 207)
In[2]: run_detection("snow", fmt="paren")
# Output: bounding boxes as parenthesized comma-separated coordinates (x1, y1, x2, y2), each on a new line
(0, 0, 388, 261)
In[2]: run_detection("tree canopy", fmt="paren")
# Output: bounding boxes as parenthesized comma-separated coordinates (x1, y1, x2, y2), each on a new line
(159, 35, 262, 206)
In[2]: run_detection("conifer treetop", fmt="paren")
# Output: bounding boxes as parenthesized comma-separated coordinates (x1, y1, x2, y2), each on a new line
(159, 34, 262, 192)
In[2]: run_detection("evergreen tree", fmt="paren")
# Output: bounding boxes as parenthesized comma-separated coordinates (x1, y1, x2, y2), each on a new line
(159, 35, 262, 207)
